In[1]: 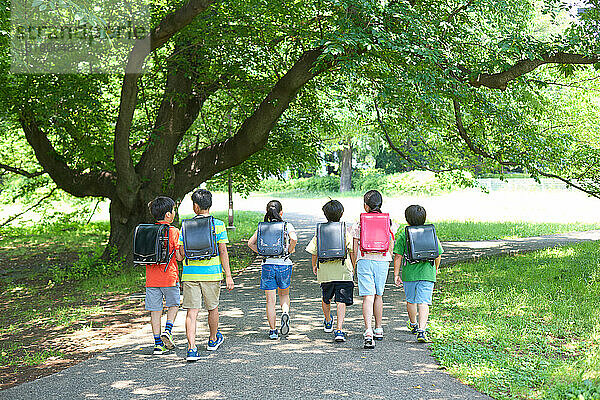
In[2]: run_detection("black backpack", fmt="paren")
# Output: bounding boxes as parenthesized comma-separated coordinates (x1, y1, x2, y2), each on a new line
(257, 221, 287, 258)
(316, 221, 347, 266)
(133, 224, 175, 270)
(181, 216, 218, 260)
(404, 224, 440, 265)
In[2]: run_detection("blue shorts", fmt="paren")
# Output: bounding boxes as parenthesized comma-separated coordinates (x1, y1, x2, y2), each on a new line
(357, 259, 389, 296)
(145, 283, 181, 311)
(403, 280, 434, 304)
(260, 264, 292, 291)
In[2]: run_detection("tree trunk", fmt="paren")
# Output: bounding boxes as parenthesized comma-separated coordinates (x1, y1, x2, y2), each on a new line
(339, 144, 353, 192)
(103, 194, 154, 262)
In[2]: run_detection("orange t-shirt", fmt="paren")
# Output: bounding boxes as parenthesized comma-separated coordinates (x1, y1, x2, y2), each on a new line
(145, 222, 180, 287)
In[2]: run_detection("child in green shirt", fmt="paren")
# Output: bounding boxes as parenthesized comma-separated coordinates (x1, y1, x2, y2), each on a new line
(393, 205, 443, 343)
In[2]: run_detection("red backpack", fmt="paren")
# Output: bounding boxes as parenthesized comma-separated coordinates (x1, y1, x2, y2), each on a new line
(359, 213, 393, 256)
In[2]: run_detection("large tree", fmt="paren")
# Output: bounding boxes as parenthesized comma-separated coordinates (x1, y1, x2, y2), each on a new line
(0, 0, 598, 261)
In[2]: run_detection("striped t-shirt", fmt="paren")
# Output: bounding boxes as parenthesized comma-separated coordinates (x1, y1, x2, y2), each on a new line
(178, 216, 229, 281)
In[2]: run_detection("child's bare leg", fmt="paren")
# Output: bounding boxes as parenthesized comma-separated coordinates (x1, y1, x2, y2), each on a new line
(265, 290, 277, 329)
(336, 303, 346, 330)
(362, 295, 374, 331)
(166, 306, 178, 324)
(150, 311, 162, 336)
(185, 308, 199, 349)
(321, 300, 331, 321)
(278, 287, 290, 314)
(417, 303, 429, 330)
(406, 302, 417, 324)
(207, 307, 219, 341)
(373, 294, 383, 329)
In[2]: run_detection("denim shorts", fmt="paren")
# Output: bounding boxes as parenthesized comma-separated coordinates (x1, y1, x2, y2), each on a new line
(403, 280, 435, 305)
(357, 259, 389, 296)
(260, 264, 292, 291)
(145, 283, 181, 311)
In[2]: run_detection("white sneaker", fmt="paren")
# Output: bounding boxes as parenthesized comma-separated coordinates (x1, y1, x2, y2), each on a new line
(373, 327, 384, 341)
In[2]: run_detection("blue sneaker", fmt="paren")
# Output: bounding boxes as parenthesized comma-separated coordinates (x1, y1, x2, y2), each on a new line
(186, 347, 200, 361)
(207, 331, 224, 351)
(268, 329, 279, 340)
(323, 313, 333, 333)
(334, 330, 347, 342)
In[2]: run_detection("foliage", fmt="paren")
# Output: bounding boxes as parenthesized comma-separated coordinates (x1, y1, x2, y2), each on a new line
(257, 169, 475, 195)
(430, 242, 600, 399)
(48, 246, 122, 283)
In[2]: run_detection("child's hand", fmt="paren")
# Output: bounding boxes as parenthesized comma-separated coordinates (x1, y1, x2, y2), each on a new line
(225, 276, 234, 291)
(312, 264, 318, 276)
(394, 275, 402, 287)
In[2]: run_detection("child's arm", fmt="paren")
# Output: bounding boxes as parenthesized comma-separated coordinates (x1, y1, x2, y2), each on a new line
(311, 254, 318, 275)
(352, 237, 359, 263)
(393, 253, 403, 287)
(434, 254, 441, 273)
(176, 246, 185, 261)
(247, 231, 258, 253)
(219, 242, 234, 291)
(288, 236, 297, 254)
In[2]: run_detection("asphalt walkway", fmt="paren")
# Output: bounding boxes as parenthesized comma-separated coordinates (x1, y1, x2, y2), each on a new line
(4, 213, 600, 400)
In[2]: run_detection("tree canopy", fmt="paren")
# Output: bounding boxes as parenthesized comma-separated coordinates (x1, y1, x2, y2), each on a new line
(0, 0, 598, 260)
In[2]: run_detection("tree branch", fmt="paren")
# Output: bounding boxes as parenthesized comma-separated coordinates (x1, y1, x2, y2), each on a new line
(375, 100, 464, 173)
(172, 48, 326, 198)
(469, 53, 600, 90)
(0, 187, 58, 228)
(113, 0, 216, 208)
(0, 163, 45, 178)
(19, 113, 116, 198)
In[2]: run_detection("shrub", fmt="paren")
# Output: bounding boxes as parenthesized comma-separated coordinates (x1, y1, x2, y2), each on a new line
(49, 246, 123, 283)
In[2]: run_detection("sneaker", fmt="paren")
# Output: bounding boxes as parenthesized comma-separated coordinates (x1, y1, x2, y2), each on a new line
(153, 344, 168, 355)
(207, 331, 224, 351)
(186, 347, 200, 361)
(363, 331, 375, 349)
(334, 330, 347, 342)
(416, 330, 430, 343)
(407, 321, 419, 335)
(323, 313, 333, 333)
(280, 312, 290, 336)
(160, 331, 176, 349)
(373, 327, 384, 341)
(268, 329, 279, 340)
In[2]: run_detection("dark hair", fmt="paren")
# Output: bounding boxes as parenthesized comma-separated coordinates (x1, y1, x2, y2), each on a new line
(322, 199, 344, 222)
(405, 205, 426, 226)
(191, 189, 212, 210)
(364, 190, 383, 213)
(148, 196, 175, 221)
(264, 200, 283, 222)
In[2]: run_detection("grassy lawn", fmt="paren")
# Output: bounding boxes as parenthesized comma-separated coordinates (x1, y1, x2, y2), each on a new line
(434, 221, 600, 241)
(430, 241, 600, 399)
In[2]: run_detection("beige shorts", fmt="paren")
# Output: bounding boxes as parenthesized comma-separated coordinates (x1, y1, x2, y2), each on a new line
(182, 281, 221, 310)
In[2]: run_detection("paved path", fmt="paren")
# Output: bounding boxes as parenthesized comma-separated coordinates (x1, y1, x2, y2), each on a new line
(4, 213, 600, 400)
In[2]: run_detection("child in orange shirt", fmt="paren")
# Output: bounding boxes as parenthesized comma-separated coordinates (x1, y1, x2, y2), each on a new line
(145, 196, 180, 354)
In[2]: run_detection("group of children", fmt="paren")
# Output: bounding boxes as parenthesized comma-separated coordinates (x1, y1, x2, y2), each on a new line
(141, 188, 443, 360)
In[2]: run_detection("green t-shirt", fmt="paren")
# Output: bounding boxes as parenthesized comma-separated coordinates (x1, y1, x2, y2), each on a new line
(393, 227, 444, 282)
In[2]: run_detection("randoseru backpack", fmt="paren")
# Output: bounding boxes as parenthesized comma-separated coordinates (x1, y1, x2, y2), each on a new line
(181, 216, 218, 260)
(404, 224, 440, 265)
(257, 221, 288, 258)
(133, 224, 175, 270)
(316, 221, 347, 266)
(359, 213, 393, 256)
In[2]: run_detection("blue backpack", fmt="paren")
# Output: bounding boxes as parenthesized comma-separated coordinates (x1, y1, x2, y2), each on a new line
(257, 221, 288, 258)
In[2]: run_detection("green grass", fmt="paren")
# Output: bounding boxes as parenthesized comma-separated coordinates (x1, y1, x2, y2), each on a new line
(0, 343, 64, 367)
(434, 221, 600, 241)
(430, 241, 600, 399)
